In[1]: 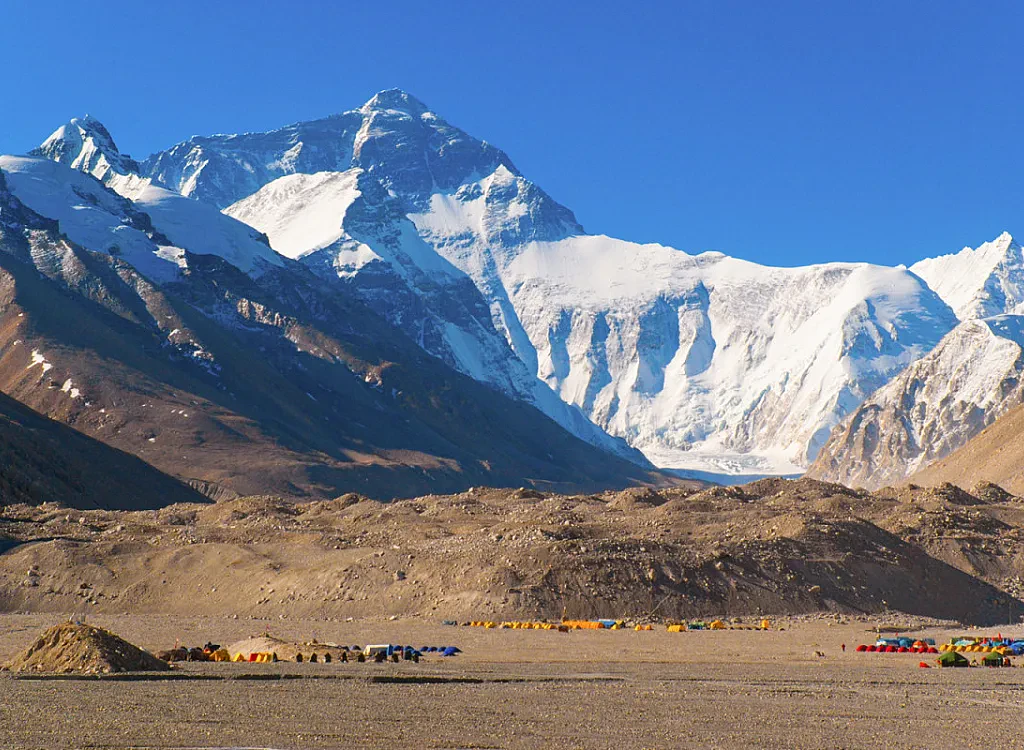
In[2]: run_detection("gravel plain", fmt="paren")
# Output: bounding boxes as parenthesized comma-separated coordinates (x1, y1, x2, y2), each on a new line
(2, 614, 1024, 749)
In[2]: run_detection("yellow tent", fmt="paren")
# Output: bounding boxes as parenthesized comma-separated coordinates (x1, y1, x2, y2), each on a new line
(232, 652, 246, 662)
(709, 620, 727, 630)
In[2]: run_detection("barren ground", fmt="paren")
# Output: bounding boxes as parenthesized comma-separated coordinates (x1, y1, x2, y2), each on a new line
(3, 478, 1024, 748)
(2, 480, 1023, 624)
(2, 614, 1024, 749)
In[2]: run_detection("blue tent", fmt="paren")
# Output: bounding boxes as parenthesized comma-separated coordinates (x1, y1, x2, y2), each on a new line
(441, 647, 459, 657)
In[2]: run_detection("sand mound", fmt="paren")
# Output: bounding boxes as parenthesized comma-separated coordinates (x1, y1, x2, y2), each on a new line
(5, 622, 169, 674)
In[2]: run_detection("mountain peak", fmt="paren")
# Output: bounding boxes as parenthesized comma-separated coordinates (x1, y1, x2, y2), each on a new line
(994, 230, 1017, 249)
(32, 115, 140, 180)
(360, 89, 431, 116)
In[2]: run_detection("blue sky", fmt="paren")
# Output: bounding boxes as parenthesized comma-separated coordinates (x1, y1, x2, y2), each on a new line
(2, 0, 1022, 267)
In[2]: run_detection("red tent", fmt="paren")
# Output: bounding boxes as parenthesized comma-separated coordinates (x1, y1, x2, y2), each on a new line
(856, 644, 867, 652)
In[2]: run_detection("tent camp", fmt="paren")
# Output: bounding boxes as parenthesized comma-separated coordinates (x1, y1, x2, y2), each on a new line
(936, 651, 970, 668)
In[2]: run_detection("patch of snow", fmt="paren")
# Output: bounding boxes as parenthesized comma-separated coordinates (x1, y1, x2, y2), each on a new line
(27, 350, 52, 373)
(60, 378, 81, 399)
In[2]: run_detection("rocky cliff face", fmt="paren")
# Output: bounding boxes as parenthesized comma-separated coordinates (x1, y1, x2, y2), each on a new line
(807, 315, 1024, 488)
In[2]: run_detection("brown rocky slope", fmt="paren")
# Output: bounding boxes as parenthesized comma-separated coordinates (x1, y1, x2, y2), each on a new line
(1, 479, 1021, 625)
(909, 402, 1024, 495)
(0, 390, 205, 510)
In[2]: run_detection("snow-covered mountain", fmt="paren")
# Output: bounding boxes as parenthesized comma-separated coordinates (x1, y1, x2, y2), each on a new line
(128, 90, 960, 478)
(32, 114, 153, 199)
(0, 147, 664, 498)
(809, 232, 1024, 487)
(35, 103, 636, 463)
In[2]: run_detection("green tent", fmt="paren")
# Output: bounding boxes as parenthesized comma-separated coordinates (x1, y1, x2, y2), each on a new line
(937, 650, 970, 668)
(982, 651, 1006, 667)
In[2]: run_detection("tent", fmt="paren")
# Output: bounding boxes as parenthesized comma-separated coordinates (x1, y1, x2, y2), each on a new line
(709, 620, 727, 630)
(936, 651, 969, 668)
(982, 652, 1008, 667)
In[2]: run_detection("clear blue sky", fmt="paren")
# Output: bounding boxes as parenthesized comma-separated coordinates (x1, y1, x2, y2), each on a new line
(3, 0, 1022, 267)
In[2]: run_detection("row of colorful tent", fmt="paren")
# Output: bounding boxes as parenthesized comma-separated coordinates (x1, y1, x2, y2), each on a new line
(469, 621, 565, 630)
(875, 637, 936, 648)
(856, 644, 939, 654)
(940, 643, 1022, 655)
(233, 651, 277, 662)
(562, 619, 626, 630)
(466, 618, 770, 632)
(940, 637, 1024, 656)
(667, 619, 771, 632)
(365, 644, 460, 657)
(467, 619, 634, 631)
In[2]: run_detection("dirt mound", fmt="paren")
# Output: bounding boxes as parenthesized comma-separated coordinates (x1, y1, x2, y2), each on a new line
(971, 481, 1017, 504)
(4, 622, 168, 674)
